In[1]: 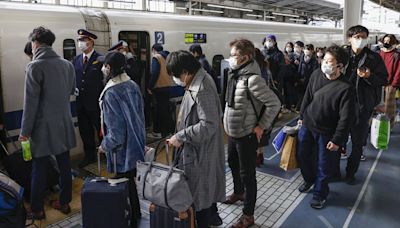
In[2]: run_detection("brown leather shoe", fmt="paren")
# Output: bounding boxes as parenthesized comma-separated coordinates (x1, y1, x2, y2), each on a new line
(230, 214, 255, 228)
(223, 193, 245, 204)
(26, 208, 46, 220)
(50, 200, 71, 214)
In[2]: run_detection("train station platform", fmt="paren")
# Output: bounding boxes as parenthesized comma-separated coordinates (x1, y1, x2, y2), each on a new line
(47, 117, 400, 228)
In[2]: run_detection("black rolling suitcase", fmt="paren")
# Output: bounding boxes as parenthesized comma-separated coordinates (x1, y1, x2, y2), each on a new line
(149, 203, 195, 228)
(0, 130, 59, 201)
(81, 152, 131, 228)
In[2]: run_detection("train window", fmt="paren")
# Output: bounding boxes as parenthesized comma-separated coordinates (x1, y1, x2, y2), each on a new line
(63, 39, 76, 61)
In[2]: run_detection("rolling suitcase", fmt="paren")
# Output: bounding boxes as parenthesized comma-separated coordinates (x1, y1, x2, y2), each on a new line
(149, 203, 195, 228)
(81, 152, 132, 228)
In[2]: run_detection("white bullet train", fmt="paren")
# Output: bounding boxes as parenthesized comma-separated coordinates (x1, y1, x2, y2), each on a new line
(0, 2, 377, 155)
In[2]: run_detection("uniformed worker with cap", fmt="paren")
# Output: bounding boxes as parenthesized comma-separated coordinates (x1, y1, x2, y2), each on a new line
(108, 40, 142, 87)
(72, 29, 104, 168)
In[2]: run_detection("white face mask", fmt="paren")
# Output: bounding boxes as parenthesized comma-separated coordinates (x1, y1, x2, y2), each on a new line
(265, 41, 274, 49)
(78, 41, 89, 52)
(304, 50, 312, 56)
(317, 52, 323, 58)
(294, 47, 301, 55)
(101, 65, 110, 77)
(351, 38, 368, 50)
(286, 47, 293, 53)
(228, 57, 240, 70)
(321, 63, 337, 79)
(304, 55, 311, 63)
(172, 76, 186, 87)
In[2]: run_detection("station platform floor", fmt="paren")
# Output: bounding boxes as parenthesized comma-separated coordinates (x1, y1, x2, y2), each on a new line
(46, 116, 400, 228)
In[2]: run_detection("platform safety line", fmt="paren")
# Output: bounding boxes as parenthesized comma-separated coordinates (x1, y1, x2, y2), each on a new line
(342, 149, 384, 228)
(318, 215, 334, 228)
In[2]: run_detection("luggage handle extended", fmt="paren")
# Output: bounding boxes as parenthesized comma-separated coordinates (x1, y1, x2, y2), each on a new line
(97, 151, 117, 176)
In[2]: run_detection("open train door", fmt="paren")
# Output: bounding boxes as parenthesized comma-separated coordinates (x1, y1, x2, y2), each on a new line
(79, 8, 111, 54)
(118, 31, 151, 127)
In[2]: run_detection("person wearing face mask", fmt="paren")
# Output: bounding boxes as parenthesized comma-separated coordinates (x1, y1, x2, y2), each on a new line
(20, 26, 76, 220)
(296, 44, 318, 112)
(108, 40, 142, 87)
(224, 38, 281, 228)
(379, 34, 400, 126)
(147, 44, 174, 139)
(297, 45, 355, 209)
(278, 41, 297, 113)
(261, 35, 285, 86)
(165, 50, 225, 228)
(72, 29, 104, 168)
(97, 52, 145, 227)
(315, 47, 325, 65)
(343, 25, 388, 184)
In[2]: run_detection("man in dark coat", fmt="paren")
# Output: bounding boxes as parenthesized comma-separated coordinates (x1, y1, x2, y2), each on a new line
(20, 26, 76, 220)
(72, 29, 104, 168)
(344, 25, 388, 184)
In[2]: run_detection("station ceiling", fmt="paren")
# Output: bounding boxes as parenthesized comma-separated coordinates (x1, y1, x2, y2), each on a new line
(370, 0, 400, 12)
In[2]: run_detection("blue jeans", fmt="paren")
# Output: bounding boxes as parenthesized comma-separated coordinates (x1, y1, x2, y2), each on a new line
(297, 126, 339, 200)
(31, 151, 72, 212)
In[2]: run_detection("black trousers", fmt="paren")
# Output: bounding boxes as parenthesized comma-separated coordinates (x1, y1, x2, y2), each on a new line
(31, 151, 72, 212)
(77, 104, 100, 161)
(228, 133, 258, 216)
(116, 169, 141, 228)
(153, 89, 173, 137)
(346, 109, 372, 177)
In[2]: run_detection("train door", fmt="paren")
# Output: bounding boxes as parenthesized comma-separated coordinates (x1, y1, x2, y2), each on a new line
(79, 9, 111, 54)
(118, 31, 151, 127)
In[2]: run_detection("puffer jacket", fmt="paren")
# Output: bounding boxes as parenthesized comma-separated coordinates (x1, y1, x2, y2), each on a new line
(223, 61, 281, 138)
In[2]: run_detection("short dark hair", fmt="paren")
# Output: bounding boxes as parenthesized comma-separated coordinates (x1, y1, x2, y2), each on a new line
(305, 44, 314, 51)
(383, 34, 399, 45)
(166, 50, 201, 77)
(189, 44, 203, 56)
(229, 38, 255, 57)
(325, 44, 349, 66)
(28, 26, 56, 46)
(24, 42, 32, 56)
(285, 42, 294, 49)
(295, 41, 304, 48)
(347, 25, 369, 38)
(152, 44, 163, 52)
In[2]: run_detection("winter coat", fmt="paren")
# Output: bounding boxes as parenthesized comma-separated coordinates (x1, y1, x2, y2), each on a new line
(21, 46, 76, 158)
(99, 73, 146, 173)
(223, 60, 281, 138)
(174, 68, 225, 211)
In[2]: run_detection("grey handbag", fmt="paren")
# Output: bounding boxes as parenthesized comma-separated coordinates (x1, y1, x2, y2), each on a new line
(136, 143, 193, 212)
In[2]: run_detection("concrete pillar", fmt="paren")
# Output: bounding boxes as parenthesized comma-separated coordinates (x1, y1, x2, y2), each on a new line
(142, 0, 147, 11)
(343, 0, 363, 44)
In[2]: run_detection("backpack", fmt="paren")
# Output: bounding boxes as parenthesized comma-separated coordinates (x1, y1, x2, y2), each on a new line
(0, 172, 26, 228)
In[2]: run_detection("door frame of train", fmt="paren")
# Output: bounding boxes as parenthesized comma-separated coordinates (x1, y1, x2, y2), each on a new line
(0, 35, 4, 130)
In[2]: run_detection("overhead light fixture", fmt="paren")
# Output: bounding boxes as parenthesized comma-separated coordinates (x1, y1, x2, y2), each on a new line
(176, 7, 187, 10)
(264, 16, 276, 19)
(272, 12, 299, 18)
(192, 8, 224, 14)
(289, 18, 307, 22)
(207, 4, 253, 12)
(246, 14, 263, 18)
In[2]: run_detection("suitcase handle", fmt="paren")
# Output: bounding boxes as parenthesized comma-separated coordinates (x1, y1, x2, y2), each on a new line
(97, 151, 117, 176)
(1, 128, 20, 156)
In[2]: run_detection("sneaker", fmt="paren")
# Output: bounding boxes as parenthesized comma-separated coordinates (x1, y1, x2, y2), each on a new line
(230, 214, 254, 228)
(310, 198, 326, 209)
(298, 182, 313, 193)
(360, 155, 366, 161)
(340, 153, 348, 160)
(147, 132, 162, 139)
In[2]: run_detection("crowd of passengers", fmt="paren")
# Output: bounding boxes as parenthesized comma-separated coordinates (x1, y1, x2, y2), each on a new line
(12, 24, 400, 228)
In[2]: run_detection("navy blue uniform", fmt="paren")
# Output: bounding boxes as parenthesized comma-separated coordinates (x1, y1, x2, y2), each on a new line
(73, 51, 104, 161)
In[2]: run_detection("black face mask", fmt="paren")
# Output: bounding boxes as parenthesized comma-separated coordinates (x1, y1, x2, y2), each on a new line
(383, 43, 392, 49)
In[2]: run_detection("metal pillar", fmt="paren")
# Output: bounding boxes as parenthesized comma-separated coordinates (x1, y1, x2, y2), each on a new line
(343, 0, 363, 44)
(142, 0, 147, 11)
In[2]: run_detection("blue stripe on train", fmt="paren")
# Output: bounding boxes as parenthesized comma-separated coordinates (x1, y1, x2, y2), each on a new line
(3, 101, 78, 131)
